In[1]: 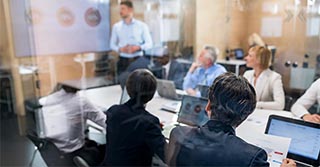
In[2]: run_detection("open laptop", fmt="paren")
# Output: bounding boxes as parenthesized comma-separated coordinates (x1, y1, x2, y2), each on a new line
(265, 115, 320, 167)
(157, 79, 183, 100)
(177, 95, 209, 127)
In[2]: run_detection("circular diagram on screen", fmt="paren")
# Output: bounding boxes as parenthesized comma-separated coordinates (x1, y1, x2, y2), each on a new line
(57, 7, 75, 27)
(194, 105, 202, 113)
(85, 7, 101, 27)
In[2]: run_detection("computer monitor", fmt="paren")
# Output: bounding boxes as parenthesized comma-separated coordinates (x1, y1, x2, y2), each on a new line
(233, 48, 244, 60)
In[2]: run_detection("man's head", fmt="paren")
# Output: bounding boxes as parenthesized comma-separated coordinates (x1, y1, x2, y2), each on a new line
(120, 1, 133, 19)
(198, 45, 219, 67)
(206, 72, 256, 127)
(126, 69, 157, 104)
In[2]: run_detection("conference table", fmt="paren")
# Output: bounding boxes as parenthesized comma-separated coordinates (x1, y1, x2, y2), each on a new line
(81, 85, 298, 140)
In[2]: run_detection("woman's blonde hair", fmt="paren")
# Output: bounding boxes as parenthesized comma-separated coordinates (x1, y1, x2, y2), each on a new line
(250, 45, 271, 70)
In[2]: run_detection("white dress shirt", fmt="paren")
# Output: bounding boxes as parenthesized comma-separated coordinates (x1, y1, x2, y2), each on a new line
(291, 79, 320, 118)
(39, 89, 106, 153)
(244, 69, 285, 110)
(110, 18, 153, 58)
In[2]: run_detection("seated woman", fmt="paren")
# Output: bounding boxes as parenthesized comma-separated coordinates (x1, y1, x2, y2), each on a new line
(243, 45, 285, 110)
(101, 69, 166, 166)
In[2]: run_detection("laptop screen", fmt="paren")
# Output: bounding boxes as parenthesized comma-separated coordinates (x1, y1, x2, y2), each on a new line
(265, 115, 320, 166)
(177, 95, 209, 126)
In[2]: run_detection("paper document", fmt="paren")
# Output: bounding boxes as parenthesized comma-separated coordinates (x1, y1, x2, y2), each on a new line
(241, 133, 291, 167)
(161, 102, 181, 113)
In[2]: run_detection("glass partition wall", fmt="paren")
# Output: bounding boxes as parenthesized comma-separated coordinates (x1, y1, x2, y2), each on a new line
(1, 0, 319, 139)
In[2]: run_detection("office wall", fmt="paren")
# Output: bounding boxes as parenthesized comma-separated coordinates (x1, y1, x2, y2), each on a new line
(195, 0, 249, 59)
(246, 0, 319, 91)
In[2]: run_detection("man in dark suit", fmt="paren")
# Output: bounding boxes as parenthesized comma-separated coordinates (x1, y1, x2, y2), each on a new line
(118, 47, 186, 89)
(167, 73, 296, 167)
(101, 69, 166, 166)
(167, 72, 296, 167)
(160, 55, 186, 90)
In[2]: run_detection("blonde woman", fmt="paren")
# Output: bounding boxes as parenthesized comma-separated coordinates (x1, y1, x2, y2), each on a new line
(244, 46, 285, 110)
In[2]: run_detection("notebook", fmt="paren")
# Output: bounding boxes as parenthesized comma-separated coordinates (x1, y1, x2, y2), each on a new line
(265, 115, 320, 167)
(177, 95, 209, 127)
(157, 79, 183, 100)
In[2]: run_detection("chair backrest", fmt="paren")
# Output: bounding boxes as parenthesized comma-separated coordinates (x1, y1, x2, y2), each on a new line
(284, 95, 293, 111)
(27, 131, 75, 166)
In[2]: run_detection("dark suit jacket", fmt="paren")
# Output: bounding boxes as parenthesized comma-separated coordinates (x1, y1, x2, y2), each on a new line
(167, 120, 269, 167)
(101, 99, 166, 166)
(167, 59, 186, 90)
(118, 56, 163, 89)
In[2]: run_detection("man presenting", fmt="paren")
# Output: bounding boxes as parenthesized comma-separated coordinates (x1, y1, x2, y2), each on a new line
(110, 1, 153, 75)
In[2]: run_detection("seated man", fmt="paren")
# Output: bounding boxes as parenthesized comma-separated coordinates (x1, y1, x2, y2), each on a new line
(101, 69, 166, 166)
(291, 78, 320, 124)
(39, 87, 106, 166)
(119, 47, 186, 89)
(183, 45, 226, 97)
(167, 72, 296, 167)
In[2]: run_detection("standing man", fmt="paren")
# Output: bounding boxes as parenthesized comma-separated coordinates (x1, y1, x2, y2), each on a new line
(183, 45, 226, 97)
(110, 1, 153, 75)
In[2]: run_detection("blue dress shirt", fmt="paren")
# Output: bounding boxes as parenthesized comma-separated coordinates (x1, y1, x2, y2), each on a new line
(183, 64, 226, 97)
(110, 18, 153, 58)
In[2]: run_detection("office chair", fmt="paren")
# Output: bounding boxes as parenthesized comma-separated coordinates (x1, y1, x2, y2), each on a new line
(284, 95, 293, 111)
(26, 130, 75, 167)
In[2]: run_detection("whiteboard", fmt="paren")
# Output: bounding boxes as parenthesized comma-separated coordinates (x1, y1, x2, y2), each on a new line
(10, 0, 110, 57)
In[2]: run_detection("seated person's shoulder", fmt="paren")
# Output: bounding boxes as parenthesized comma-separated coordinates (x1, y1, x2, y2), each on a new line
(215, 63, 225, 69)
(232, 136, 267, 157)
(106, 104, 126, 115)
(170, 126, 195, 141)
(269, 70, 282, 80)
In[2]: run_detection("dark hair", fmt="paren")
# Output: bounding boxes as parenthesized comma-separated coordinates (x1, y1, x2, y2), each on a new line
(126, 69, 157, 104)
(120, 1, 133, 8)
(208, 72, 256, 127)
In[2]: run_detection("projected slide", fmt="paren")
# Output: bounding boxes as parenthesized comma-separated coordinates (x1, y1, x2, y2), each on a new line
(10, 0, 110, 57)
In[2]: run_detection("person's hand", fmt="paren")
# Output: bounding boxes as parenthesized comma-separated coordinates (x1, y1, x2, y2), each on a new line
(127, 45, 141, 54)
(186, 88, 197, 96)
(119, 45, 130, 53)
(280, 158, 296, 167)
(159, 121, 165, 130)
(188, 62, 201, 73)
(302, 114, 320, 124)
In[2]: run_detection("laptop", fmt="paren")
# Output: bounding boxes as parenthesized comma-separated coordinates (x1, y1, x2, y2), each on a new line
(177, 95, 210, 127)
(119, 87, 130, 104)
(197, 84, 210, 98)
(157, 79, 183, 100)
(265, 115, 320, 167)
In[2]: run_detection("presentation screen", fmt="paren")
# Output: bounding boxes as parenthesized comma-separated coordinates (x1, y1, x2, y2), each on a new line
(10, 0, 110, 57)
